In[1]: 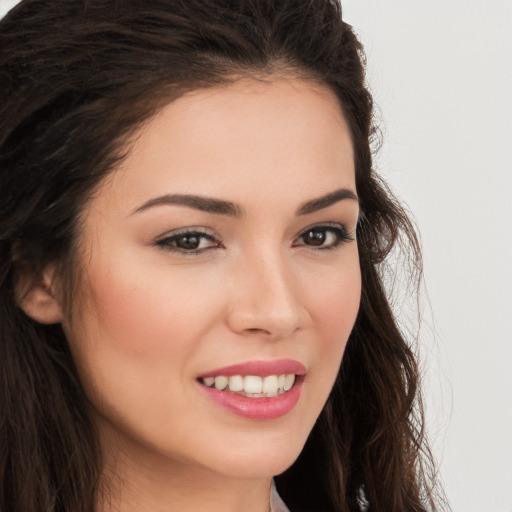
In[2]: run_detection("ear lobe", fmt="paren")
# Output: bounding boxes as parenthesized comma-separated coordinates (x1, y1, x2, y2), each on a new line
(17, 266, 64, 325)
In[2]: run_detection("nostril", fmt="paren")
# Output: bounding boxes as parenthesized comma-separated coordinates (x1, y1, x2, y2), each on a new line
(241, 325, 299, 341)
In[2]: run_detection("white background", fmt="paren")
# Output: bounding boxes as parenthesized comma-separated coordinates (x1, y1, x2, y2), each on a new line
(343, 2, 512, 512)
(1, 1, 511, 511)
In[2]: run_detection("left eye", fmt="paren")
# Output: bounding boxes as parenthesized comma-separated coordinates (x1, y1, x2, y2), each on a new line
(155, 232, 220, 253)
(294, 225, 352, 249)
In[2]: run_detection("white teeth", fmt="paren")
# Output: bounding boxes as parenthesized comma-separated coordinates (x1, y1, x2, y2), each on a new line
(214, 376, 228, 390)
(228, 375, 244, 392)
(203, 377, 215, 387)
(283, 374, 295, 391)
(262, 375, 278, 395)
(202, 373, 297, 397)
(244, 375, 263, 394)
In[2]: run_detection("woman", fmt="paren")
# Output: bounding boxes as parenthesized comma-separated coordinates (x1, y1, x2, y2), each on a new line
(0, 1, 441, 511)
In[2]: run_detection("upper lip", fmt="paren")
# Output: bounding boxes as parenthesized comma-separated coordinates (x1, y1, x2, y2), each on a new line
(197, 359, 306, 378)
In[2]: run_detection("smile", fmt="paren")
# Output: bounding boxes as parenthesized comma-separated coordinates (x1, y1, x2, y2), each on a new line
(199, 374, 296, 398)
(197, 359, 305, 420)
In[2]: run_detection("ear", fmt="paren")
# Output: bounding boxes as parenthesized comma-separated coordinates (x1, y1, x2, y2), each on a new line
(17, 265, 64, 324)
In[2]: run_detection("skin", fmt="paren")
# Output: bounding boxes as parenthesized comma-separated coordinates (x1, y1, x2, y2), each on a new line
(53, 78, 361, 511)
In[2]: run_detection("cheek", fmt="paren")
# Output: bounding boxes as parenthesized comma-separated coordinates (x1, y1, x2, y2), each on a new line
(307, 256, 361, 389)
(320, 277, 360, 337)
(64, 259, 228, 448)
(63, 256, 214, 411)
(76, 258, 221, 360)
(89, 273, 177, 355)
(312, 251, 361, 332)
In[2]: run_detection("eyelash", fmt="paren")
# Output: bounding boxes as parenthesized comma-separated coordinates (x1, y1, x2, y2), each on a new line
(154, 223, 354, 255)
(154, 229, 221, 255)
(293, 223, 355, 250)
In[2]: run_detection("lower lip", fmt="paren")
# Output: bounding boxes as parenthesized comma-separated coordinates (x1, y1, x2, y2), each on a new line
(197, 378, 303, 420)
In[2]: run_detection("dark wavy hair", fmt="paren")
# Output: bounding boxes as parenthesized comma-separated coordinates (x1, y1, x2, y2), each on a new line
(0, 1, 441, 510)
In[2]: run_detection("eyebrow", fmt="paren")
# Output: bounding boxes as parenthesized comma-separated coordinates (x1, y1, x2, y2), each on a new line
(296, 188, 358, 215)
(132, 188, 358, 217)
(132, 194, 243, 217)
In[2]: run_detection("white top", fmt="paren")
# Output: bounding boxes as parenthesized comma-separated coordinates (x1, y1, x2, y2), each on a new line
(270, 480, 290, 512)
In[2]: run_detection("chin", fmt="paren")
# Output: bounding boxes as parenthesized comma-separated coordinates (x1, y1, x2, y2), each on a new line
(203, 430, 309, 480)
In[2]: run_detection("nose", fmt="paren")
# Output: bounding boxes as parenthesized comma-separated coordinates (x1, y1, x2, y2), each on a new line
(226, 251, 309, 341)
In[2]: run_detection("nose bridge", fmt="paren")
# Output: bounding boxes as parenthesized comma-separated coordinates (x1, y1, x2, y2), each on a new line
(227, 245, 306, 339)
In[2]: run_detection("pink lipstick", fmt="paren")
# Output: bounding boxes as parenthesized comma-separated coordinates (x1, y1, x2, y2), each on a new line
(196, 359, 306, 420)
(198, 359, 306, 378)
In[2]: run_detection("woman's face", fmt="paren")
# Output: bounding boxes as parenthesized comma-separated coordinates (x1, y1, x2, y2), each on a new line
(62, 78, 361, 481)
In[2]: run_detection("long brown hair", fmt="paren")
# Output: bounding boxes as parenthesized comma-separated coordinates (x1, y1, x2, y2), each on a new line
(0, 1, 441, 510)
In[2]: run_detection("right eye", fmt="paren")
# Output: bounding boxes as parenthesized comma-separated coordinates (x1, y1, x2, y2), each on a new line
(155, 230, 221, 254)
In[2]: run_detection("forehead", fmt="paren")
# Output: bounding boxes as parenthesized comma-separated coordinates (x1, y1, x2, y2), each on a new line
(91, 77, 355, 217)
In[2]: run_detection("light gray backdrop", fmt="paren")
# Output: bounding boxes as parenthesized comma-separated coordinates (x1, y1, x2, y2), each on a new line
(343, 2, 512, 512)
(1, 1, 511, 511)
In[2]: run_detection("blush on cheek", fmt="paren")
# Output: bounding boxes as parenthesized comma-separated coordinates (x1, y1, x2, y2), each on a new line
(79, 267, 173, 356)
(306, 275, 360, 389)
(80, 261, 215, 364)
(320, 272, 361, 339)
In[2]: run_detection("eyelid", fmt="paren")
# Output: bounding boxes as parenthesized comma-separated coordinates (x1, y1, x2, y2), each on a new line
(293, 222, 355, 249)
(152, 222, 354, 255)
(154, 227, 222, 254)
